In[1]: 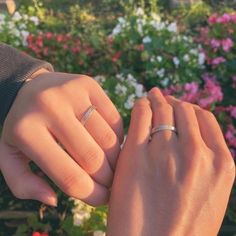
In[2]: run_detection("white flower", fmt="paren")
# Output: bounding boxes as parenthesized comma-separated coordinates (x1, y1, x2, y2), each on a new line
(183, 54, 190, 62)
(135, 84, 144, 97)
(115, 83, 128, 95)
(19, 23, 26, 30)
(137, 19, 146, 35)
(189, 49, 198, 55)
(112, 24, 122, 35)
(137, 23, 143, 34)
(7, 21, 15, 30)
(136, 7, 144, 16)
(118, 17, 126, 25)
(72, 199, 93, 226)
(21, 30, 29, 46)
(160, 78, 170, 87)
(23, 14, 29, 21)
(73, 212, 90, 226)
(93, 75, 106, 84)
(151, 13, 161, 22)
(198, 52, 205, 65)
(124, 94, 135, 109)
(116, 74, 125, 81)
(156, 68, 165, 78)
(173, 57, 180, 67)
(30, 16, 39, 25)
(142, 36, 152, 44)
(150, 56, 155, 62)
(11, 28, 20, 37)
(127, 74, 137, 87)
(94, 231, 105, 236)
(0, 14, 6, 26)
(167, 22, 177, 33)
(12, 12, 22, 21)
(156, 56, 163, 62)
(150, 21, 165, 31)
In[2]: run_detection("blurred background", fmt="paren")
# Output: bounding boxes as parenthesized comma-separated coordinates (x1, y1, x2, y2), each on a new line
(0, 0, 236, 235)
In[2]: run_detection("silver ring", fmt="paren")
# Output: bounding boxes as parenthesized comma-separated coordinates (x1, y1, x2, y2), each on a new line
(80, 105, 96, 125)
(151, 125, 177, 136)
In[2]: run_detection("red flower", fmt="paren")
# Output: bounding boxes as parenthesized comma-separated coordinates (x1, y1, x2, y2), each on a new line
(32, 232, 48, 236)
(112, 51, 122, 62)
(32, 232, 41, 236)
(136, 44, 144, 51)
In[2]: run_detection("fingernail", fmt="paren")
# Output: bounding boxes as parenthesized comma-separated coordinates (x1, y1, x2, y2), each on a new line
(37, 193, 57, 207)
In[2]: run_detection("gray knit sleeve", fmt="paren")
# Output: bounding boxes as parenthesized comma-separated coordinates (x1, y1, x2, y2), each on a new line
(0, 43, 54, 127)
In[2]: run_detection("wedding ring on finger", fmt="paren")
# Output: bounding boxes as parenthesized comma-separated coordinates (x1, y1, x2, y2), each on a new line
(151, 124, 178, 136)
(80, 105, 96, 125)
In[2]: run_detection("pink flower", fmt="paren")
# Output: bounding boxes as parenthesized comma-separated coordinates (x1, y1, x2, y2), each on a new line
(45, 32, 53, 40)
(217, 13, 231, 24)
(227, 106, 236, 119)
(198, 78, 223, 108)
(229, 148, 235, 159)
(221, 38, 234, 52)
(231, 14, 236, 23)
(208, 14, 218, 24)
(211, 57, 226, 66)
(180, 82, 199, 102)
(210, 39, 221, 49)
(225, 125, 236, 147)
(233, 75, 236, 82)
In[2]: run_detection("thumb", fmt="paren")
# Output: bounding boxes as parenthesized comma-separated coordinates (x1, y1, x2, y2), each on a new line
(0, 140, 57, 207)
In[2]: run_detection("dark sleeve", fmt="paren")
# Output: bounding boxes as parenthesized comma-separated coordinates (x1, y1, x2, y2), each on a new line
(0, 43, 54, 127)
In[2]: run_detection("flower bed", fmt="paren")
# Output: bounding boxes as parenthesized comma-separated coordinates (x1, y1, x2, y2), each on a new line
(0, 3, 235, 235)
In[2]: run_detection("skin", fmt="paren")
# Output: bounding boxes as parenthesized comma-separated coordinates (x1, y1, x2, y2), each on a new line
(0, 70, 123, 207)
(107, 88, 235, 236)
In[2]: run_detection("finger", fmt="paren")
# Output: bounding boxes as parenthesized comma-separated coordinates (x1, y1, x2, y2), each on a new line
(126, 97, 152, 147)
(50, 109, 114, 188)
(14, 125, 109, 206)
(0, 140, 57, 206)
(88, 80, 124, 144)
(147, 88, 176, 144)
(165, 95, 203, 145)
(192, 104, 231, 153)
(81, 109, 121, 170)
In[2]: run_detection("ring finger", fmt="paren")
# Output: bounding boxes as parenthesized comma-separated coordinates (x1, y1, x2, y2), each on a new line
(147, 88, 177, 146)
(49, 106, 113, 188)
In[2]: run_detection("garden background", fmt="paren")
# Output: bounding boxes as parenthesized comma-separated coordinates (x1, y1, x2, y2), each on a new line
(0, 0, 236, 235)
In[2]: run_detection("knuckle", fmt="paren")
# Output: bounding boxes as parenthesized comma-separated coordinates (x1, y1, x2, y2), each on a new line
(100, 130, 117, 148)
(34, 89, 58, 111)
(163, 104, 173, 113)
(61, 173, 85, 197)
(203, 110, 216, 121)
(218, 153, 236, 177)
(133, 99, 150, 115)
(80, 148, 101, 170)
(80, 75, 99, 87)
(177, 101, 193, 111)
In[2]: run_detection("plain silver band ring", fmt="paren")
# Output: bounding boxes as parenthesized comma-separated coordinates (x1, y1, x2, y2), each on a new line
(80, 105, 96, 125)
(151, 125, 177, 136)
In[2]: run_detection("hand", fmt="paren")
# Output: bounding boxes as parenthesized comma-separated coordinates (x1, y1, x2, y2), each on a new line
(107, 88, 235, 236)
(0, 71, 123, 206)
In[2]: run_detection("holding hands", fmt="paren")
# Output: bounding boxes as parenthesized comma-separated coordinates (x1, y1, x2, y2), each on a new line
(0, 70, 235, 235)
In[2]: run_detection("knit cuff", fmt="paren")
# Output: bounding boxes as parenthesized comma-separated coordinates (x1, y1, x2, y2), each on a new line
(0, 43, 54, 127)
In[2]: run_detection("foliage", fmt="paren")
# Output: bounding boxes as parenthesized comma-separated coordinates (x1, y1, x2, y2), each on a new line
(0, 1, 235, 235)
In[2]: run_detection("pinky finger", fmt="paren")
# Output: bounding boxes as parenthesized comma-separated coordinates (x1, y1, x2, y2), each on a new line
(0, 140, 57, 207)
